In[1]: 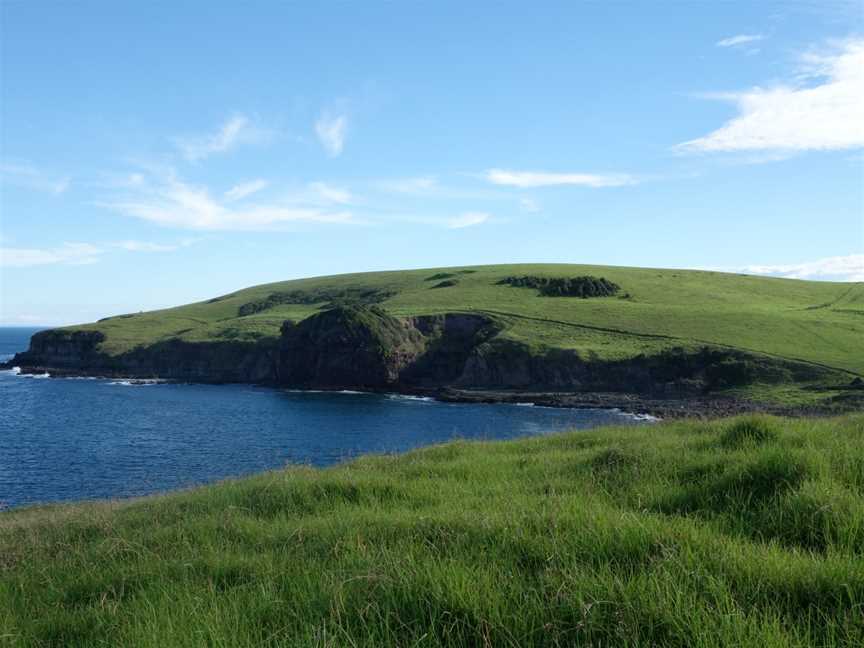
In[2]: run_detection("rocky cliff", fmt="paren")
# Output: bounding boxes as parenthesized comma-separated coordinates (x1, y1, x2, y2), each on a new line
(277, 306, 499, 388)
(6, 306, 832, 395)
(10, 328, 277, 383)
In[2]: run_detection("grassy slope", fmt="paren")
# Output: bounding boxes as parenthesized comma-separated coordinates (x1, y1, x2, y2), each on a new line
(67, 264, 864, 378)
(2, 415, 862, 646)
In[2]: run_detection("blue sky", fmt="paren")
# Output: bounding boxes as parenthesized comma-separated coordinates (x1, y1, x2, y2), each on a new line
(1, 1, 862, 325)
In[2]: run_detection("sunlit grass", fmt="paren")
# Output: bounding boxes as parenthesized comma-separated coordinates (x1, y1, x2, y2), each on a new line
(2, 414, 862, 646)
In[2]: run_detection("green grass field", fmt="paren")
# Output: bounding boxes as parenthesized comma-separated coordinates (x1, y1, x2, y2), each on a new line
(67, 264, 864, 376)
(2, 415, 862, 647)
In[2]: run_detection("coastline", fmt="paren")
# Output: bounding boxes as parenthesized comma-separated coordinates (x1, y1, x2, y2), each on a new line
(6, 362, 853, 419)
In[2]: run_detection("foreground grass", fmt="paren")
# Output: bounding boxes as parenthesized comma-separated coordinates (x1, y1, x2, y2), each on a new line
(2, 415, 863, 647)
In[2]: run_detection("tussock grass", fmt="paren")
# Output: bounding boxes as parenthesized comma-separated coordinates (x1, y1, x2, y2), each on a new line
(1, 415, 863, 646)
(720, 416, 780, 448)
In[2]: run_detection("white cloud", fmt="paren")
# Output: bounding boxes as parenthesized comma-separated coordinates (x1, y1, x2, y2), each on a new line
(519, 197, 540, 213)
(733, 254, 864, 282)
(0, 243, 102, 268)
(113, 239, 196, 253)
(0, 162, 70, 194)
(485, 169, 636, 188)
(373, 176, 499, 201)
(717, 34, 764, 48)
(0, 238, 199, 267)
(315, 111, 347, 157)
(101, 172, 353, 231)
(224, 179, 269, 201)
(308, 181, 352, 204)
(447, 212, 489, 229)
(175, 115, 268, 162)
(678, 39, 864, 153)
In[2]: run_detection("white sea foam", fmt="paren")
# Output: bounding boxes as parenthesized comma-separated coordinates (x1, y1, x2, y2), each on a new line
(2, 367, 51, 378)
(290, 389, 367, 394)
(509, 401, 559, 410)
(624, 412, 661, 422)
(386, 393, 434, 402)
(108, 379, 161, 386)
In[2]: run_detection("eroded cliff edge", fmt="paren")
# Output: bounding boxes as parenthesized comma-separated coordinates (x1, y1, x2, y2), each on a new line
(6, 304, 848, 414)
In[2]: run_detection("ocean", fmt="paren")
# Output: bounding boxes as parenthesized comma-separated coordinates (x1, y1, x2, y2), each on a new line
(0, 327, 650, 509)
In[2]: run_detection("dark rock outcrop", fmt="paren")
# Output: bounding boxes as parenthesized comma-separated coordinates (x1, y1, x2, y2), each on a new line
(9, 329, 277, 383)
(277, 306, 498, 389)
(278, 306, 425, 388)
(455, 340, 830, 394)
(19, 329, 107, 368)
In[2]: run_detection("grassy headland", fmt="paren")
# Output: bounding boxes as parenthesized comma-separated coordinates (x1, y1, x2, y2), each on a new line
(2, 415, 862, 646)
(16, 264, 863, 411)
(68, 264, 864, 373)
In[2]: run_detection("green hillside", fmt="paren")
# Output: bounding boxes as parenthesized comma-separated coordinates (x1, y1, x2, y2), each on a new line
(2, 415, 862, 646)
(69, 264, 863, 375)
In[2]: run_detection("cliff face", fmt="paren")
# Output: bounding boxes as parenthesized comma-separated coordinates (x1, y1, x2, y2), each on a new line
(278, 306, 426, 388)
(20, 330, 108, 369)
(11, 329, 277, 383)
(8, 307, 831, 395)
(455, 339, 823, 394)
(277, 306, 498, 389)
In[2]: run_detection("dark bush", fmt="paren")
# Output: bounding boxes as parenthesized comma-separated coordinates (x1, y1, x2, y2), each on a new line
(430, 280, 457, 289)
(425, 270, 476, 282)
(238, 287, 396, 316)
(498, 275, 620, 298)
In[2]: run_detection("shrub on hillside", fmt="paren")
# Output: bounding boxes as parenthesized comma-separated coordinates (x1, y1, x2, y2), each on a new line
(238, 287, 395, 316)
(498, 275, 621, 298)
(430, 280, 458, 289)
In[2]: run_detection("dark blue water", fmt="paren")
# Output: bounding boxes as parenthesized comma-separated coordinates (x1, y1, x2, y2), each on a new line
(0, 327, 651, 509)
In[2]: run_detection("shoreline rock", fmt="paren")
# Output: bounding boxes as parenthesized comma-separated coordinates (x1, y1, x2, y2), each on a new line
(3, 362, 858, 419)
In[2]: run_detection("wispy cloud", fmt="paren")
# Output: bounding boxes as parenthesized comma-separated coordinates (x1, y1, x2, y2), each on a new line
(101, 170, 353, 231)
(224, 179, 269, 201)
(315, 110, 347, 157)
(308, 181, 352, 205)
(446, 212, 489, 229)
(373, 175, 503, 201)
(0, 162, 70, 194)
(717, 34, 764, 48)
(0, 238, 199, 267)
(485, 169, 636, 188)
(174, 115, 269, 162)
(677, 38, 864, 153)
(114, 239, 197, 253)
(731, 254, 864, 282)
(1, 243, 102, 267)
